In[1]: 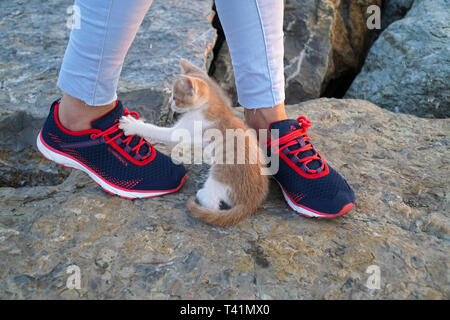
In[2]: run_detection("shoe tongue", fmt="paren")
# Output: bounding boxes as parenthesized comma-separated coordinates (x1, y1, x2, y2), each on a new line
(91, 101, 124, 130)
(270, 119, 321, 171)
(269, 119, 301, 137)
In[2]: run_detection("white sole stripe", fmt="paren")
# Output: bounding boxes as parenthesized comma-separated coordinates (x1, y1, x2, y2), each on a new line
(36, 131, 174, 199)
(275, 180, 323, 217)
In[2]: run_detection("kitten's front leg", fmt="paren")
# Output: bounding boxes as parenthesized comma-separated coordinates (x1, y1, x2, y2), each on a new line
(119, 115, 175, 145)
(118, 115, 146, 137)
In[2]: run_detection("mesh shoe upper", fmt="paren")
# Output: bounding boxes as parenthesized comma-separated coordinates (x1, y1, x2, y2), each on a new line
(40, 100, 185, 192)
(269, 117, 355, 215)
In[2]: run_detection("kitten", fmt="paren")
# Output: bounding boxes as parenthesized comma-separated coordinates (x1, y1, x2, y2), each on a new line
(119, 59, 268, 227)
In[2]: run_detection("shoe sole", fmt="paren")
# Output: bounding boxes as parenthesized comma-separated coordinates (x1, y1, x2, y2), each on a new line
(276, 181, 354, 219)
(37, 130, 185, 199)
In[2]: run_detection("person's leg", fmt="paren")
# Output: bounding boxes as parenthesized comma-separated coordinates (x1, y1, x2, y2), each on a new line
(37, 0, 186, 198)
(214, 0, 286, 131)
(57, 0, 153, 131)
(215, 0, 355, 218)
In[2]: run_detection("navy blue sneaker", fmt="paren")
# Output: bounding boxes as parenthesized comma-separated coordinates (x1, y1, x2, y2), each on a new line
(268, 116, 355, 218)
(37, 99, 186, 198)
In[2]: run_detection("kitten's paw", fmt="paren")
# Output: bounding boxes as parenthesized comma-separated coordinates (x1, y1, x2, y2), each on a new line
(118, 115, 142, 136)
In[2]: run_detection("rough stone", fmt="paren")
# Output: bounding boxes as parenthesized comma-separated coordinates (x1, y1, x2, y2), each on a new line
(382, 0, 414, 29)
(284, 0, 382, 103)
(1, 99, 448, 299)
(346, 0, 450, 118)
(211, 42, 237, 107)
(211, 0, 383, 106)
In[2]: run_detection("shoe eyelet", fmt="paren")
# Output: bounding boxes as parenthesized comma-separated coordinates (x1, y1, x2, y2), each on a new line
(90, 134, 98, 139)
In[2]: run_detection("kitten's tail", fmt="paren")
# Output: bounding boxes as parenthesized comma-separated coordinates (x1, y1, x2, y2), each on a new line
(186, 196, 255, 227)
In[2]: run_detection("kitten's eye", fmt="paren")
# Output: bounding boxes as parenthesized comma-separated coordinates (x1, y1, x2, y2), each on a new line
(172, 96, 176, 101)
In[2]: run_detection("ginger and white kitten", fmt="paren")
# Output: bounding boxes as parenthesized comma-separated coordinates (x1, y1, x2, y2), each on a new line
(119, 59, 268, 227)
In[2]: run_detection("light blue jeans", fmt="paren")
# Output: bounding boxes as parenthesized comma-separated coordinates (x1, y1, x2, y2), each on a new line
(58, 0, 284, 109)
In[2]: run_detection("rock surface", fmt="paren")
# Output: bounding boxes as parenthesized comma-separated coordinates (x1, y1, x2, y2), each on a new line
(211, 42, 237, 107)
(382, 0, 414, 29)
(1, 99, 448, 299)
(346, 0, 450, 118)
(212, 0, 383, 106)
(284, 0, 382, 103)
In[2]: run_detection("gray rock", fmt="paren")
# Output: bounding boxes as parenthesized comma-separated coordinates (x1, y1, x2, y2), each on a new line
(382, 0, 414, 29)
(0, 0, 216, 150)
(346, 0, 450, 118)
(0, 99, 448, 299)
(211, 1, 383, 106)
(284, 0, 382, 103)
(211, 42, 237, 106)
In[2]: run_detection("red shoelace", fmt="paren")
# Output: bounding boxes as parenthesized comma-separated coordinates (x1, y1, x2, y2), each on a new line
(268, 116, 325, 171)
(90, 108, 149, 158)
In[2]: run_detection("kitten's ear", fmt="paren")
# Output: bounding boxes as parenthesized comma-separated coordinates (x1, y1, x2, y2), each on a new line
(180, 58, 204, 74)
(178, 75, 207, 98)
(178, 75, 195, 97)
